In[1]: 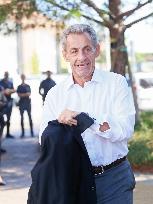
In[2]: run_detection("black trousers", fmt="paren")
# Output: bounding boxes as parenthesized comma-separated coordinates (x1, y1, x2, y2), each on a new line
(0, 114, 5, 164)
(0, 114, 5, 141)
(19, 104, 33, 136)
(5, 100, 13, 135)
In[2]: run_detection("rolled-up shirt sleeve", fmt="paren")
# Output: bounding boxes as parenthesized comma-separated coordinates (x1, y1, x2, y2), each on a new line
(86, 76, 136, 142)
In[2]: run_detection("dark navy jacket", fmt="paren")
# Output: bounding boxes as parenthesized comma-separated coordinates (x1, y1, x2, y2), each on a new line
(27, 113, 97, 204)
(39, 78, 56, 102)
(0, 79, 14, 101)
(17, 83, 31, 110)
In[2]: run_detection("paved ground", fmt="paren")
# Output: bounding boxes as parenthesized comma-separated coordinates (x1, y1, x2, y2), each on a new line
(0, 137, 39, 204)
(0, 135, 153, 204)
(134, 173, 153, 204)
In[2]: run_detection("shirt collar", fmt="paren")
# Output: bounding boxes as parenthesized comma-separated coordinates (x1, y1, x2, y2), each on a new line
(65, 69, 102, 90)
(64, 74, 75, 90)
(91, 69, 103, 83)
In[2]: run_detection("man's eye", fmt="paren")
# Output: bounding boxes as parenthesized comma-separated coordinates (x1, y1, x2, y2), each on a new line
(85, 47, 92, 52)
(71, 50, 77, 54)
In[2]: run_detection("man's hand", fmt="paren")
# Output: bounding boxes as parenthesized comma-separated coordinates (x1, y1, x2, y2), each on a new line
(4, 89, 15, 95)
(4, 89, 11, 95)
(58, 109, 80, 126)
(18, 92, 30, 98)
(0, 101, 4, 106)
(99, 122, 110, 132)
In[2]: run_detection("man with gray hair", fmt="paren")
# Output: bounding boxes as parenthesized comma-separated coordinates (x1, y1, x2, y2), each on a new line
(39, 24, 136, 203)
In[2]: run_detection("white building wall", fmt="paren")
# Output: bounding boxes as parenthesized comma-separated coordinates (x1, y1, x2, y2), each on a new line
(0, 26, 58, 78)
(34, 27, 57, 73)
(0, 33, 18, 78)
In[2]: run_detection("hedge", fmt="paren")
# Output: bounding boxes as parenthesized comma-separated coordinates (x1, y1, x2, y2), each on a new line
(128, 111, 153, 168)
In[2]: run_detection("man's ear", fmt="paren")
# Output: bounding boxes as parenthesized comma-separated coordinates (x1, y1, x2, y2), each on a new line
(62, 50, 69, 62)
(95, 44, 100, 58)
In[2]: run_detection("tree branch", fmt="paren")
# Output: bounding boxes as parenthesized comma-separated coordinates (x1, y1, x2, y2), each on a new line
(116, 0, 153, 20)
(82, 0, 114, 24)
(81, 0, 109, 16)
(125, 12, 153, 29)
(45, 0, 108, 27)
(46, 0, 71, 13)
(81, 13, 104, 26)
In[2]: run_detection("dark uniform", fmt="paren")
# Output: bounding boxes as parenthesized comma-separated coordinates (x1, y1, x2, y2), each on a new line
(0, 85, 7, 151)
(0, 85, 7, 185)
(0, 85, 7, 135)
(39, 78, 56, 102)
(0, 79, 14, 137)
(17, 83, 34, 137)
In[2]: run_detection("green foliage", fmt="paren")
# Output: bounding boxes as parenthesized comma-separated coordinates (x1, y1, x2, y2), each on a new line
(96, 51, 106, 64)
(31, 52, 39, 74)
(60, 68, 68, 73)
(136, 53, 153, 63)
(128, 111, 153, 167)
(135, 111, 153, 131)
(0, 5, 9, 24)
(69, 9, 81, 18)
(0, 0, 37, 25)
(63, 9, 81, 20)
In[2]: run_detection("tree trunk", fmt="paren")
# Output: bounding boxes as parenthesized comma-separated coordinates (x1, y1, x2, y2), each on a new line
(109, 28, 127, 76)
(108, 0, 139, 121)
(126, 51, 140, 122)
(109, 0, 127, 76)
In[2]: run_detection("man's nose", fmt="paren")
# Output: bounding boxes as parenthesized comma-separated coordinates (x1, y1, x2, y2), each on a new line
(77, 50, 86, 60)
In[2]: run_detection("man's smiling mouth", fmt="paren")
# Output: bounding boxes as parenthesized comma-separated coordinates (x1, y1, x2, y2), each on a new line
(76, 63, 90, 67)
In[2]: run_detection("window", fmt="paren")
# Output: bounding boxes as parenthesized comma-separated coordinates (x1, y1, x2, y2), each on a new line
(140, 78, 153, 88)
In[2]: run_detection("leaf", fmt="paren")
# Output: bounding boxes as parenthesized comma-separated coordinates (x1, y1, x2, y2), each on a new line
(69, 9, 81, 18)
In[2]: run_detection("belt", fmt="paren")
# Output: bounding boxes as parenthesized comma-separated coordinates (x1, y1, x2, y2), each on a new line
(92, 156, 127, 175)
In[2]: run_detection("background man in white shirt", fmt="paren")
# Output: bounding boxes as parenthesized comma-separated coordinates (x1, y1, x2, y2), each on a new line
(40, 24, 136, 204)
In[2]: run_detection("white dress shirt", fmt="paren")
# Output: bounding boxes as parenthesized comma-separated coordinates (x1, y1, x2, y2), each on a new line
(39, 69, 135, 166)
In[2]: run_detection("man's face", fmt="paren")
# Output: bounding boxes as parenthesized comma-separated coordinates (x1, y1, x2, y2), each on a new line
(46, 71, 51, 78)
(21, 74, 26, 81)
(63, 32, 100, 81)
(4, 71, 9, 80)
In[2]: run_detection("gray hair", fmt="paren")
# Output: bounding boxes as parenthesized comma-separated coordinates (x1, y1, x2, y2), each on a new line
(61, 24, 98, 50)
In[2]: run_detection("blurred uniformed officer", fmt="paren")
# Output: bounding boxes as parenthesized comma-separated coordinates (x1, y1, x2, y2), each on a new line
(39, 70, 56, 103)
(17, 74, 34, 138)
(0, 71, 15, 139)
(0, 85, 7, 185)
(0, 85, 7, 154)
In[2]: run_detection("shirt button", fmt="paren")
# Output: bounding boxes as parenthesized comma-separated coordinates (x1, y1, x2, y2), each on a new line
(91, 186, 95, 191)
